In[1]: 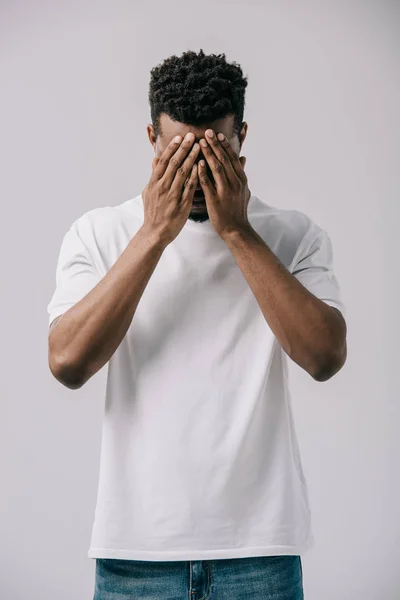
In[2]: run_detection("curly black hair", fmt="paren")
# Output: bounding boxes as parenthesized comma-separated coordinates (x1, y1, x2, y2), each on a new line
(148, 49, 248, 139)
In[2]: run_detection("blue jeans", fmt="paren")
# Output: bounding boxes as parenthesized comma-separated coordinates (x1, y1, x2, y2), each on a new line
(93, 555, 304, 599)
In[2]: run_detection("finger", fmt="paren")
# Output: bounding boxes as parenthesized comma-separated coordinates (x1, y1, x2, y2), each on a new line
(215, 133, 247, 183)
(203, 131, 237, 185)
(151, 134, 186, 182)
(199, 137, 229, 191)
(162, 134, 199, 189)
(198, 159, 217, 196)
(169, 141, 200, 194)
(181, 163, 198, 205)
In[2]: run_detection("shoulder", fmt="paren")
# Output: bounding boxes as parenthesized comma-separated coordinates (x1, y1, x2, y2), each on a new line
(249, 196, 324, 248)
(68, 198, 135, 247)
(71, 205, 118, 237)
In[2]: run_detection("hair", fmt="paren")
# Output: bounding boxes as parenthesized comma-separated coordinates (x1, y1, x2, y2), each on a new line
(148, 49, 248, 139)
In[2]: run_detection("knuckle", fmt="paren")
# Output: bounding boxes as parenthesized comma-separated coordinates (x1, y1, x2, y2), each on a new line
(215, 162, 224, 174)
(177, 165, 187, 177)
(170, 156, 180, 168)
(185, 179, 195, 190)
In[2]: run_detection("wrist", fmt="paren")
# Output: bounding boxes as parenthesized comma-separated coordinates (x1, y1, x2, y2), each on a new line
(139, 224, 171, 250)
(220, 222, 255, 242)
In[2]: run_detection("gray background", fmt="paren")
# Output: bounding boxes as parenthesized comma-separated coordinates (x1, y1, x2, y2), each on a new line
(1, 1, 399, 598)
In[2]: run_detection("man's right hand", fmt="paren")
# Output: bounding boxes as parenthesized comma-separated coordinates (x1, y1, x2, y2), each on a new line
(49, 136, 203, 389)
(142, 133, 200, 245)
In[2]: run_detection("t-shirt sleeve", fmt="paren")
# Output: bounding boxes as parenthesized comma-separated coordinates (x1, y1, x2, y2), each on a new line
(47, 218, 102, 327)
(291, 226, 346, 317)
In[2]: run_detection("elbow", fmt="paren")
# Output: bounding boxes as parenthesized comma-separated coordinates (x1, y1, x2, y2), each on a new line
(311, 340, 347, 383)
(312, 364, 338, 382)
(48, 352, 86, 389)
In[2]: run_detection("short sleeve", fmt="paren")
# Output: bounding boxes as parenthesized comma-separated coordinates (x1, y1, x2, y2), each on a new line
(47, 219, 102, 327)
(291, 227, 346, 317)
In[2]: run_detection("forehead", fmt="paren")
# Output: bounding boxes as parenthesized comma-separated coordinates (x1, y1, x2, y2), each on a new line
(159, 113, 236, 143)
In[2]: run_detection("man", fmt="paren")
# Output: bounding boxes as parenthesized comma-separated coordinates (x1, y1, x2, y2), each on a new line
(47, 49, 347, 599)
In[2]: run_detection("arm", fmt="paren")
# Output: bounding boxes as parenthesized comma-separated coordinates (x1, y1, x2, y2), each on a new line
(48, 225, 167, 389)
(221, 225, 347, 382)
(48, 134, 204, 389)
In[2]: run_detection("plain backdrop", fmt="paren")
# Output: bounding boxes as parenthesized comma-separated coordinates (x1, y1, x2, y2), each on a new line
(1, 1, 399, 598)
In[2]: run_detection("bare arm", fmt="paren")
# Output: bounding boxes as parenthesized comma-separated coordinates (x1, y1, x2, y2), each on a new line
(222, 226, 347, 381)
(48, 133, 202, 389)
(48, 225, 168, 389)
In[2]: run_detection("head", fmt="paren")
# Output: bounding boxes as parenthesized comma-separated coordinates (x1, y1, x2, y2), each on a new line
(147, 49, 249, 223)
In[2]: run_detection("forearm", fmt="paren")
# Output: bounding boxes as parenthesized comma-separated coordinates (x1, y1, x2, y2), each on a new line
(222, 225, 347, 380)
(49, 225, 167, 388)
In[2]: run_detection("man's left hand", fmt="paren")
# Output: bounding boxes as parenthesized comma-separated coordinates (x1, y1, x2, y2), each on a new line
(198, 129, 252, 238)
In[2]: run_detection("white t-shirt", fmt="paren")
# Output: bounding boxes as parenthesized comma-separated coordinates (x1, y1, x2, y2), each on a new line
(47, 193, 345, 562)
